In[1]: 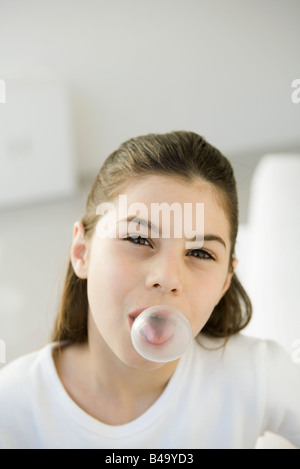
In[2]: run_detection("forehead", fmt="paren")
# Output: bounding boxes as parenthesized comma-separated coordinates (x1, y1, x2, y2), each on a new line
(116, 175, 231, 242)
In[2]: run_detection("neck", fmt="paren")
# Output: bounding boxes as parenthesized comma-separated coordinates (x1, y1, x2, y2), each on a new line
(54, 318, 179, 425)
(87, 318, 179, 401)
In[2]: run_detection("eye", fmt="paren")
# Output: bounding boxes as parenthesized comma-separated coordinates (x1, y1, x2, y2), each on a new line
(124, 235, 152, 247)
(186, 249, 215, 260)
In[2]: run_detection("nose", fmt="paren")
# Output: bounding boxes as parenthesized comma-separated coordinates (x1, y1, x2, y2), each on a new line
(145, 250, 183, 295)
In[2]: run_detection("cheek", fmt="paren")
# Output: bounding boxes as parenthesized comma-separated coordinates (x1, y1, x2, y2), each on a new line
(86, 252, 127, 342)
(188, 270, 228, 330)
(192, 268, 223, 300)
(87, 261, 120, 305)
(87, 244, 137, 309)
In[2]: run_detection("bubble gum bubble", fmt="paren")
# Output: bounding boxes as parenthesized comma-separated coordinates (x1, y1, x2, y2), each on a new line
(131, 305, 192, 363)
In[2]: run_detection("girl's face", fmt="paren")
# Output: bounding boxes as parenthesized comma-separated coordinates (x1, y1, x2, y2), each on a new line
(72, 175, 237, 369)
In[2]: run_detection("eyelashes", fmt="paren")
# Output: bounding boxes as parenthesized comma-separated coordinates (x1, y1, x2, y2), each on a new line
(124, 234, 151, 247)
(185, 249, 214, 261)
(123, 235, 215, 260)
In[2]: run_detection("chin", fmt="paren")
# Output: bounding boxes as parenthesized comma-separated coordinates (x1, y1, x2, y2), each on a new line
(122, 352, 168, 371)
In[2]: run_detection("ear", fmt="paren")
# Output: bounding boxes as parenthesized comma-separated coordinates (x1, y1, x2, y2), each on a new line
(70, 221, 89, 279)
(219, 257, 238, 299)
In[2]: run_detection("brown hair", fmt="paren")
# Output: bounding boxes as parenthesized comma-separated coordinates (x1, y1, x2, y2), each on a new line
(52, 131, 252, 343)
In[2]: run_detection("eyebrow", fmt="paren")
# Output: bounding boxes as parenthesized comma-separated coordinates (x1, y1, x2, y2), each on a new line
(188, 233, 227, 249)
(118, 216, 159, 235)
(119, 216, 227, 249)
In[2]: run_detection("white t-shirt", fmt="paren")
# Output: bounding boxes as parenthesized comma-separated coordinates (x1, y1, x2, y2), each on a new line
(0, 333, 299, 449)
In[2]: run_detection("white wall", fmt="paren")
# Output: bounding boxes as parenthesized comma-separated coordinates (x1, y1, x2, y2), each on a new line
(0, 0, 299, 181)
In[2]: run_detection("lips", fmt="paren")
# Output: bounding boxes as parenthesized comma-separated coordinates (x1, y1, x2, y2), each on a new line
(128, 307, 148, 330)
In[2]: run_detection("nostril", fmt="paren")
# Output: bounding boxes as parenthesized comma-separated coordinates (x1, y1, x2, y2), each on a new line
(152, 284, 179, 293)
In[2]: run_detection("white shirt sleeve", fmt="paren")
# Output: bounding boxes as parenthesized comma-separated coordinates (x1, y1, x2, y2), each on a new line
(261, 340, 300, 447)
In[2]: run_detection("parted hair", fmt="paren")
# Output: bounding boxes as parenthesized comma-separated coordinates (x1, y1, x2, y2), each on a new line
(52, 130, 252, 343)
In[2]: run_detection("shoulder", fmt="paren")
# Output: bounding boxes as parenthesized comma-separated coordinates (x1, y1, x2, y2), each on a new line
(193, 333, 295, 382)
(0, 343, 55, 404)
(196, 332, 285, 359)
(194, 332, 300, 391)
(224, 334, 298, 372)
(0, 343, 61, 449)
(195, 332, 267, 361)
(192, 332, 299, 398)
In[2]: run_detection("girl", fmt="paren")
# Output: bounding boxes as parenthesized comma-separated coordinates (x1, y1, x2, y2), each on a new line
(0, 131, 299, 449)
